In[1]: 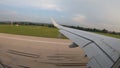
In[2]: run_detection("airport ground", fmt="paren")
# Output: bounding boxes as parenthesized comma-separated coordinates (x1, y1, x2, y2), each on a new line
(0, 33, 88, 68)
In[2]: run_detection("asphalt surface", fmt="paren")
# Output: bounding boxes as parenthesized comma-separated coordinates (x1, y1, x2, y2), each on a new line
(0, 33, 88, 68)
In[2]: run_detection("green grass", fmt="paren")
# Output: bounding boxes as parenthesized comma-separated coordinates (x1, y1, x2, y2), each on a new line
(0, 25, 60, 38)
(0, 24, 120, 39)
(95, 32, 120, 39)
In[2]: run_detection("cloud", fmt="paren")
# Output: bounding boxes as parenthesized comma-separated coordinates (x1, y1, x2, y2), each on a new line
(0, 9, 47, 22)
(36, 3, 62, 11)
(0, 9, 17, 15)
(72, 14, 86, 22)
(0, 0, 63, 11)
(0, 9, 18, 21)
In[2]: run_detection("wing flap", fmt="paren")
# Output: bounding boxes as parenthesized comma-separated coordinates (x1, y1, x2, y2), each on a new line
(84, 43, 113, 68)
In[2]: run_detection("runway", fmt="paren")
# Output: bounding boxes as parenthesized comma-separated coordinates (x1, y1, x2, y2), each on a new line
(0, 33, 88, 68)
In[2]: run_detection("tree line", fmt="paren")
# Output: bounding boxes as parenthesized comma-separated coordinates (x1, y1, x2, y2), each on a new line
(0, 21, 120, 35)
(63, 25, 120, 35)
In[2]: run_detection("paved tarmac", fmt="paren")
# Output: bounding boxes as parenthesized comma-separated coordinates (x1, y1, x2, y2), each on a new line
(0, 33, 88, 68)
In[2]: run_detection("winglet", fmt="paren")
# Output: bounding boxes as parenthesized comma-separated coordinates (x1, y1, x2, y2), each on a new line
(51, 18, 61, 29)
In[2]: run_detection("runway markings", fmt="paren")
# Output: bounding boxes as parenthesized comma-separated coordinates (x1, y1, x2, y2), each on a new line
(47, 54, 81, 60)
(55, 63, 87, 66)
(18, 65, 30, 68)
(0, 36, 69, 45)
(7, 50, 39, 58)
(40, 62, 87, 66)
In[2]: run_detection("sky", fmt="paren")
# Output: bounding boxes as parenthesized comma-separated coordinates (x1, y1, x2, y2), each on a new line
(0, 0, 120, 32)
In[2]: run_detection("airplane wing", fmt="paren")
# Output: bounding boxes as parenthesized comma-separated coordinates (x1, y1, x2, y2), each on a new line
(51, 18, 120, 68)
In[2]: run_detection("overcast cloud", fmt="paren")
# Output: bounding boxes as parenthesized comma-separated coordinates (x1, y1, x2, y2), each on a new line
(0, 0, 120, 32)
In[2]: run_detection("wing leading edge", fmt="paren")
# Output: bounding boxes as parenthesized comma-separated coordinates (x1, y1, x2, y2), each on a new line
(51, 18, 120, 68)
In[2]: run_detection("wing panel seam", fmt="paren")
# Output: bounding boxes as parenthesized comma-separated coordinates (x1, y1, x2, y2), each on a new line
(61, 29, 115, 63)
(82, 41, 93, 48)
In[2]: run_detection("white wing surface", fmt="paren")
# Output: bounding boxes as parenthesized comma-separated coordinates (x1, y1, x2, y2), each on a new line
(51, 18, 120, 68)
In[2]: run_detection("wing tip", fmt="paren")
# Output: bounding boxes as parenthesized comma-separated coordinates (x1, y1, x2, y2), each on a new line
(51, 18, 59, 28)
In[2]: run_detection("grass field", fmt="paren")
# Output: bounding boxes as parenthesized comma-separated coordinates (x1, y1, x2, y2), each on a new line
(0, 24, 120, 39)
(0, 25, 60, 38)
(95, 32, 120, 39)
